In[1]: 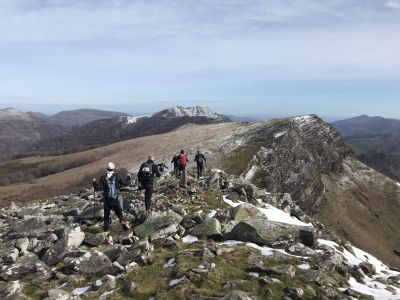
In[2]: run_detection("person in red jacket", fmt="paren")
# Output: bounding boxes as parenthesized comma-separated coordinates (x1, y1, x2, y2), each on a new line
(178, 149, 189, 187)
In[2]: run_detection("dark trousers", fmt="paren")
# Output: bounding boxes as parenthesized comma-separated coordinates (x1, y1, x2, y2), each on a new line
(104, 198, 124, 227)
(197, 162, 204, 178)
(144, 184, 154, 211)
(174, 164, 179, 177)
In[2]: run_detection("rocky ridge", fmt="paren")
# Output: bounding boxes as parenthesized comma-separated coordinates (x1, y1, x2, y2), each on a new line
(0, 168, 399, 299)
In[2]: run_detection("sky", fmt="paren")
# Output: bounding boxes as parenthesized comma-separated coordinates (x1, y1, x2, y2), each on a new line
(0, 0, 400, 120)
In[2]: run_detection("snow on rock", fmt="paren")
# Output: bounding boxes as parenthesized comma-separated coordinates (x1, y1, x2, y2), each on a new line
(319, 239, 400, 299)
(244, 165, 258, 181)
(160, 106, 221, 119)
(182, 235, 198, 244)
(72, 285, 91, 296)
(125, 115, 148, 124)
(169, 276, 186, 287)
(274, 131, 287, 139)
(223, 196, 313, 227)
(297, 263, 310, 270)
(207, 210, 217, 219)
(164, 258, 176, 268)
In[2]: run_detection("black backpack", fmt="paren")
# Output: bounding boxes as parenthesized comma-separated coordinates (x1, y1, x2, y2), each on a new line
(197, 154, 204, 164)
(140, 162, 153, 183)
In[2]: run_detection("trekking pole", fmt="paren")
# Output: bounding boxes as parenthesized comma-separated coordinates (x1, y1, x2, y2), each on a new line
(93, 186, 96, 218)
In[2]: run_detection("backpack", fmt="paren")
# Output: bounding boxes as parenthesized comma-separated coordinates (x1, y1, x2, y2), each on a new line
(140, 162, 153, 183)
(106, 175, 117, 199)
(197, 154, 204, 164)
(179, 154, 187, 168)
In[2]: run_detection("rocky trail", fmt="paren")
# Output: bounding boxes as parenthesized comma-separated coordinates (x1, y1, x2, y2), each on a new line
(0, 168, 399, 300)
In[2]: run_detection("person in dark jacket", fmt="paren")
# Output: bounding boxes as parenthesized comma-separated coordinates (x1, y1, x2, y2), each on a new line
(138, 155, 161, 211)
(171, 154, 179, 177)
(93, 162, 131, 231)
(157, 162, 168, 173)
(194, 150, 206, 179)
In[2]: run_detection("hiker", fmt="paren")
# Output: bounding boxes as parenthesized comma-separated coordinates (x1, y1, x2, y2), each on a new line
(93, 162, 131, 231)
(194, 150, 206, 179)
(157, 162, 169, 173)
(178, 149, 189, 187)
(138, 155, 161, 211)
(171, 153, 180, 177)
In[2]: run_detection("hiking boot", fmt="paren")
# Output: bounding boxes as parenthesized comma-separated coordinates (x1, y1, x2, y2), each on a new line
(103, 223, 110, 231)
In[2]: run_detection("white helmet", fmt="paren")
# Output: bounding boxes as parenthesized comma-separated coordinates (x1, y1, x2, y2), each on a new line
(107, 162, 115, 171)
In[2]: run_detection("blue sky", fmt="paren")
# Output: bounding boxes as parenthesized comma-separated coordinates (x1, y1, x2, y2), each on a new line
(0, 0, 400, 119)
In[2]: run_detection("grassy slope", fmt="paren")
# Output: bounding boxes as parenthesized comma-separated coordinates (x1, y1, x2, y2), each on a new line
(0, 123, 244, 207)
(317, 157, 400, 268)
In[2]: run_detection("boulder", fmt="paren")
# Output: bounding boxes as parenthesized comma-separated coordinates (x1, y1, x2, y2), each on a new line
(79, 206, 104, 221)
(0, 281, 21, 300)
(285, 243, 317, 256)
(15, 237, 29, 253)
(64, 250, 112, 275)
(84, 232, 108, 247)
(134, 211, 182, 239)
(190, 218, 222, 240)
(224, 218, 308, 246)
(42, 227, 85, 265)
(230, 203, 265, 222)
(0, 253, 48, 281)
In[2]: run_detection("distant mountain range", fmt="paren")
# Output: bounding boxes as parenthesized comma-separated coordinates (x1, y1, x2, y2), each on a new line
(0, 106, 231, 160)
(332, 115, 400, 181)
(51, 108, 130, 130)
(0, 108, 66, 160)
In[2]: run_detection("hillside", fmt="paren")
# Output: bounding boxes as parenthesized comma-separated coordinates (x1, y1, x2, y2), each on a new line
(51, 108, 130, 130)
(332, 116, 400, 182)
(332, 115, 400, 139)
(1, 115, 399, 270)
(25, 106, 231, 155)
(0, 168, 399, 299)
(0, 108, 66, 161)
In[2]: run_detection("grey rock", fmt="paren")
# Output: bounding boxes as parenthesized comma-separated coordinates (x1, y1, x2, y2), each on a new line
(122, 281, 136, 296)
(0, 281, 21, 300)
(223, 290, 257, 300)
(284, 287, 304, 300)
(3, 248, 19, 263)
(84, 232, 108, 247)
(42, 226, 85, 265)
(134, 211, 182, 239)
(64, 250, 112, 275)
(285, 242, 316, 256)
(224, 218, 309, 246)
(15, 237, 29, 253)
(230, 203, 265, 222)
(190, 218, 222, 240)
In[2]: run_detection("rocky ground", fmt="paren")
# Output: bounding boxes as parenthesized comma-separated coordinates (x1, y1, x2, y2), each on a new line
(1, 168, 399, 300)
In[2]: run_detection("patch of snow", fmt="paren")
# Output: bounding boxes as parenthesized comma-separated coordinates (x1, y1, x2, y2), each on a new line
(257, 203, 313, 227)
(223, 196, 313, 227)
(169, 276, 186, 287)
(182, 235, 198, 244)
(247, 243, 274, 256)
(125, 115, 148, 124)
(274, 131, 287, 139)
(207, 210, 217, 219)
(293, 115, 315, 124)
(220, 240, 244, 246)
(347, 277, 399, 299)
(164, 258, 176, 268)
(245, 165, 258, 181)
(297, 263, 310, 270)
(249, 272, 259, 278)
(318, 239, 400, 299)
(72, 285, 91, 295)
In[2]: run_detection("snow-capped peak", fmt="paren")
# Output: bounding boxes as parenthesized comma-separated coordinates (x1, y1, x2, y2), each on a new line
(159, 106, 221, 119)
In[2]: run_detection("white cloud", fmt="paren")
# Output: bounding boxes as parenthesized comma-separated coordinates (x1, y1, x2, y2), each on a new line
(386, 0, 400, 9)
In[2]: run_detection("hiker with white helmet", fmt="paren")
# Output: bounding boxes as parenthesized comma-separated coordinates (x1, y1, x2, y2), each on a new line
(93, 162, 131, 231)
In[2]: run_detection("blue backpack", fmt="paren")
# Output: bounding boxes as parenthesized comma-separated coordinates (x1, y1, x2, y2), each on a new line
(106, 175, 117, 199)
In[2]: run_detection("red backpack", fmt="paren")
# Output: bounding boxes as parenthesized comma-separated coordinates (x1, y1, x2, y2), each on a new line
(179, 154, 187, 168)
